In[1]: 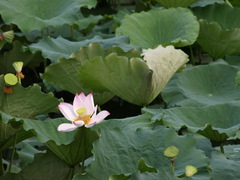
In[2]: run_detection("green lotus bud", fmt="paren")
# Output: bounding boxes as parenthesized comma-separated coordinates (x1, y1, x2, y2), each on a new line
(164, 146, 179, 158)
(185, 165, 198, 177)
(4, 73, 18, 86)
(3, 30, 14, 43)
(12, 61, 24, 73)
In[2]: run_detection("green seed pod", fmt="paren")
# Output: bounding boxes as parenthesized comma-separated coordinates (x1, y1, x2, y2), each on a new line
(4, 73, 18, 86)
(164, 145, 179, 158)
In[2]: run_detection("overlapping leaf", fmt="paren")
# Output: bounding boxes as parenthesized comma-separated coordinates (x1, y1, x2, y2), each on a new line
(0, 0, 97, 34)
(73, 115, 209, 180)
(210, 150, 240, 180)
(158, 102, 240, 142)
(156, 0, 199, 8)
(29, 36, 138, 64)
(116, 8, 199, 48)
(162, 63, 240, 107)
(0, 76, 59, 119)
(193, 4, 240, 58)
(77, 44, 188, 106)
(190, 0, 224, 7)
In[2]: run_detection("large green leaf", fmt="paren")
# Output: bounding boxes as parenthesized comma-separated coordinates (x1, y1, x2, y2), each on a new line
(29, 36, 138, 64)
(162, 64, 240, 107)
(210, 150, 240, 180)
(78, 44, 188, 106)
(73, 115, 209, 179)
(156, 0, 199, 8)
(0, 151, 71, 180)
(0, 0, 97, 34)
(190, 0, 224, 7)
(158, 102, 240, 142)
(42, 57, 114, 105)
(0, 76, 59, 119)
(193, 5, 240, 58)
(116, 8, 199, 48)
(0, 109, 98, 167)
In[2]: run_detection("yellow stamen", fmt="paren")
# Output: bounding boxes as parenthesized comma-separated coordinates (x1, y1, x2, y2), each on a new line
(74, 115, 91, 125)
(75, 108, 91, 125)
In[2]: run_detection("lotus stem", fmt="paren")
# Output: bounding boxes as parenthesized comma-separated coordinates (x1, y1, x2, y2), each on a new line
(9, 133, 18, 173)
(80, 127, 86, 174)
(0, 150, 4, 176)
(189, 46, 195, 66)
(220, 143, 225, 154)
(171, 160, 175, 173)
(67, 167, 74, 180)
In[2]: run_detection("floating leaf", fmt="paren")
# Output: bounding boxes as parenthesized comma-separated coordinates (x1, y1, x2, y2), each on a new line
(0, 0, 97, 34)
(29, 36, 138, 64)
(190, 0, 224, 7)
(116, 8, 199, 48)
(193, 5, 240, 58)
(156, 0, 199, 8)
(158, 102, 240, 142)
(73, 115, 209, 179)
(0, 151, 71, 180)
(0, 75, 59, 119)
(162, 64, 240, 107)
(78, 44, 188, 106)
(210, 150, 240, 180)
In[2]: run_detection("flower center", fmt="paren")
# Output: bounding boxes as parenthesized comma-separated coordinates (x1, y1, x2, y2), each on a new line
(74, 108, 91, 125)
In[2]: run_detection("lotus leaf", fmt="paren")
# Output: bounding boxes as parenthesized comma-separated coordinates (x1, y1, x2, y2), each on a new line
(73, 115, 209, 179)
(210, 150, 240, 180)
(193, 5, 240, 58)
(116, 8, 199, 48)
(0, 0, 97, 34)
(78, 44, 188, 106)
(156, 0, 199, 8)
(162, 63, 240, 107)
(42, 57, 114, 105)
(190, 0, 224, 7)
(159, 102, 240, 142)
(29, 36, 138, 64)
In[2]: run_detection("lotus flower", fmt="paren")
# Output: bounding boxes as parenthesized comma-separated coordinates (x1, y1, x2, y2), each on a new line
(58, 92, 110, 132)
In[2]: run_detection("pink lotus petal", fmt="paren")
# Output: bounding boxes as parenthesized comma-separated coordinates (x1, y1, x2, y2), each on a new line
(58, 102, 76, 121)
(85, 122, 96, 128)
(58, 123, 78, 132)
(85, 93, 95, 114)
(73, 93, 84, 112)
(93, 110, 110, 124)
(73, 120, 84, 127)
(78, 92, 86, 102)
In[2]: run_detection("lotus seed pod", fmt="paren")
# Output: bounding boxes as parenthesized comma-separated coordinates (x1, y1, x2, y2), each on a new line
(164, 145, 179, 158)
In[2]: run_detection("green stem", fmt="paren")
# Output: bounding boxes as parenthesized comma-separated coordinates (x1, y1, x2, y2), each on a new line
(225, 0, 233, 7)
(220, 143, 225, 154)
(0, 150, 4, 176)
(67, 167, 74, 180)
(171, 160, 174, 174)
(97, 106, 101, 112)
(189, 46, 195, 66)
(9, 133, 18, 173)
(80, 128, 85, 174)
